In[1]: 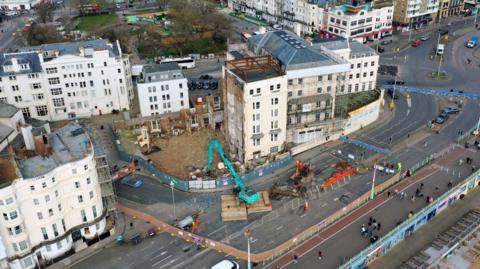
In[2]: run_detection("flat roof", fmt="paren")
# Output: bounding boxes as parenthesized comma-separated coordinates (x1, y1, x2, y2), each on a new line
(0, 124, 14, 144)
(18, 123, 92, 179)
(226, 55, 284, 83)
(313, 38, 376, 57)
(0, 103, 19, 118)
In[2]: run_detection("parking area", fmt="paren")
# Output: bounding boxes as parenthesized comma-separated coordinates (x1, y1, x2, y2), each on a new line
(379, 64, 399, 77)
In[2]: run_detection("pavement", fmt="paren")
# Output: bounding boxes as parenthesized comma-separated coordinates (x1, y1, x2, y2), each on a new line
(369, 187, 480, 269)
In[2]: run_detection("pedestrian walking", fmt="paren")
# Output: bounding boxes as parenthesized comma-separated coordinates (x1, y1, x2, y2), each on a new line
(420, 183, 424, 190)
(408, 211, 413, 218)
(387, 191, 391, 198)
(303, 200, 309, 214)
(415, 188, 421, 196)
(426, 196, 430, 204)
(293, 254, 299, 264)
(447, 180, 453, 188)
(369, 216, 373, 223)
(411, 195, 415, 203)
(424, 141, 428, 148)
(361, 224, 366, 236)
(318, 251, 323, 260)
(377, 222, 381, 231)
(435, 186, 439, 193)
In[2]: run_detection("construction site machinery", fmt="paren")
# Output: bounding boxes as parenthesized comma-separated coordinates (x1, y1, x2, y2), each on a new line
(269, 182, 307, 200)
(290, 160, 314, 183)
(111, 159, 138, 182)
(206, 138, 260, 204)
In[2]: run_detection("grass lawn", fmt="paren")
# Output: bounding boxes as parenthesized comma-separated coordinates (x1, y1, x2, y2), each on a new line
(77, 14, 118, 31)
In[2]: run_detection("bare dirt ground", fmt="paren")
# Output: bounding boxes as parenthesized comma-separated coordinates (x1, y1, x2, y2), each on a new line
(0, 158, 17, 183)
(148, 129, 227, 180)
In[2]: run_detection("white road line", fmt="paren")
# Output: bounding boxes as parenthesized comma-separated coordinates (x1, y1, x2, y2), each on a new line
(333, 197, 339, 201)
(321, 203, 328, 207)
(151, 255, 172, 267)
(276, 225, 284, 230)
(150, 251, 168, 261)
(251, 238, 258, 243)
(158, 258, 179, 269)
(406, 109, 410, 116)
(207, 225, 227, 236)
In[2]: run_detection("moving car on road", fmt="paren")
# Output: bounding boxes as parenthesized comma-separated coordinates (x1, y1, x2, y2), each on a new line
(420, 35, 430, 41)
(466, 36, 478, 48)
(412, 40, 421, 47)
(435, 113, 449, 124)
(439, 29, 449, 36)
(121, 176, 144, 188)
(436, 44, 445, 55)
(211, 260, 240, 269)
(386, 79, 405, 85)
(377, 46, 385, 53)
(441, 107, 460, 114)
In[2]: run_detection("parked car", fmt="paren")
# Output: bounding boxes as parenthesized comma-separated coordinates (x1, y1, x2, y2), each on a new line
(386, 79, 405, 85)
(439, 29, 449, 35)
(199, 74, 213, 80)
(121, 176, 144, 188)
(381, 40, 393, 45)
(420, 35, 430, 41)
(441, 107, 460, 114)
(272, 24, 282, 30)
(411, 40, 421, 47)
(377, 46, 385, 53)
(435, 114, 449, 124)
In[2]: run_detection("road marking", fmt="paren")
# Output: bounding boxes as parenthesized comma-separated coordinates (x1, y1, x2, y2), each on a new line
(251, 238, 258, 243)
(406, 109, 410, 116)
(152, 255, 172, 267)
(150, 251, 168, 261)
(158, 258, 179, 269)
(207, 225, 227, 236)
(321, 203, 328, 207)
(276, 225, 284, 230)
(333, 197, 339, 201)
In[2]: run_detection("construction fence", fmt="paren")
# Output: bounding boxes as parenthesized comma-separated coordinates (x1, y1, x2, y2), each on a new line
(261, 143, 458, 266)
(113, 129, 293, 192)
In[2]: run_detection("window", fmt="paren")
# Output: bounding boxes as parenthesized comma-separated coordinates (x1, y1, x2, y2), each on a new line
(42, 226, 48, 239)
(0, 97, 7, 103)
(81, 209, 87, 222)
(363, 72, 367, 77)
(45, 245, 51, 252)
(277, 84, 280, 89)
(9, 76, 16, 81)
(89, 191, 94, 199)
(86, 177, 91, 184)
(72, 168, 77, 174)
(253, 138, 261, 146)
(14, 96, 22, 102)
(371, 61, 375, 66)
(56, 241, 62, 249)
(54, 190, 58, 197)
(12, 243, 18, 252)
(30, 185, 35, 191)
(298, 78, 303, 84)
(271, 120, 278, 129)
(18, 241, 27, 251)
(9, 211, 18, 220)
(249, 89, 254, 95)
(364, 62, 368, 67)
(288, 92, 292, 97)
(288, 80, 293, 86)
(317, 87, 322, 93)
(298, 90, 302, 96)
(58, 204, 62, 211)
(33, 199, 39, 205)
(357, 63, 361, 68)
(53, 98, 65, 107)
(271, 98, 278, 105)
(328, 74, 332, 81)
(92, 206, 97, 218)
(78, 195, 83, 203)
(3, 213, 7, 221)
(271, 133, 278, 142)
(23, 257, 33, 268)
(45, 195, 50, 202)
(270, 85, 274, 91)
(356, 73, 360, 78)
(42, 182, 47, 188)
(31, 83, 42, 89)
(48, 77, 60, 85)
(370, 71, 374, 76)
(36, 105, 48, 116)
(256, 88, 261, 94)
(46, 67, 58, 74)
(52, 224, 58, 237)
(253, 102, 260, 109)
(50, 88, 62, 95)
(48, 209, 53, 217)
(37, 212, 43, 220)
(75, 182, 80, 188)
(6, 197, 14, 205)
(33, 93, 44, 100)
(103, 62, 107, 67)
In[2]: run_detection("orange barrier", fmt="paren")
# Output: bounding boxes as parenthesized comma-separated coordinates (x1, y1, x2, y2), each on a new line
(323, 168, 357, 188)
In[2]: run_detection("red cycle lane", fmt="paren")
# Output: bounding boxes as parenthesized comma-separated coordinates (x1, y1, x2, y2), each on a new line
(267, 166, 439, 269)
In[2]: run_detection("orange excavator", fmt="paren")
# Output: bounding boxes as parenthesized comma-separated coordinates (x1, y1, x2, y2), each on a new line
(112, 159, 138, 181)
(290, 160, 313, 184)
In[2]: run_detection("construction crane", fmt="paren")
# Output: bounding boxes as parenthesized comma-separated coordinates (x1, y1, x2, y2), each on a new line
(206, 138, 260, 204)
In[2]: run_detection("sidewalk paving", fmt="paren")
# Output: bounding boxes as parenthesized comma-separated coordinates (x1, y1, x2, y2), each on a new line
(370, 187, 480, 269)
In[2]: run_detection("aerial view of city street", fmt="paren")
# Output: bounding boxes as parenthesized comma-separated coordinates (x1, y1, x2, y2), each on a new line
(0, 0, 480, 268)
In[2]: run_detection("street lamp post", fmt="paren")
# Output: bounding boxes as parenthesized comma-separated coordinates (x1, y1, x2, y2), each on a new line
(245, 229, 252, 269)
(370, 165, 377, 200)
(170, 181, 177, 221)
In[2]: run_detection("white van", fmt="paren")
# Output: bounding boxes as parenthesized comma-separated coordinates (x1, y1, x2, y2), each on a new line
(436, 44, 445, 55)
(211, 259, 240, 269)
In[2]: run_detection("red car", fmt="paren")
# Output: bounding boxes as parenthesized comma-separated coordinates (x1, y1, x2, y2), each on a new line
(412, 40, 421, 47)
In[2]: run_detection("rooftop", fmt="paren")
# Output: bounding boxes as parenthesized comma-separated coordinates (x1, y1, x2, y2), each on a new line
(0, 156, 18, 186)
(226, 55, 284, 83)
(0, 103, 19, 118)
(248, 30, 341, 71)
(0, 124, 14, 144)
(18, 39, 120, 59)
(0, 52, 42, 76)
(17, 123, 93, 179)
(313, 38, 376, 57)
(138, 63, 185, 83)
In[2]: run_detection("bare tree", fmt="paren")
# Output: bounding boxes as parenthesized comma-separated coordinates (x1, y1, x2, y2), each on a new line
(156, 0, 170, 10)
(26, 24, 62, 45)
(36, 2, 55, 23)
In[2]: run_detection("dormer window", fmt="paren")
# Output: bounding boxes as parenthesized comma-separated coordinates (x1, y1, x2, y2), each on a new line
(20, 64, 29, 70)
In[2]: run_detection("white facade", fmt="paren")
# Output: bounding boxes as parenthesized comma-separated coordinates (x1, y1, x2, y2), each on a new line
(0, 39, 133, 122)
(0, 123, 106, 269)
(137, 63, 189, 117)
(224, 57, 288, 163)
(0, 0, 39, 10)
(326, 4, 394, 41)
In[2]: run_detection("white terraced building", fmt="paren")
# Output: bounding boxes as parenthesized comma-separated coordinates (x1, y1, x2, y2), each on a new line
(0, 0, 39, 10)
(0, 39, 133, 122)
(0, 122, 107, 269)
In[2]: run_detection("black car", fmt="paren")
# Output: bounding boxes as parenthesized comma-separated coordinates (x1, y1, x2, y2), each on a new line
(377, 46, 385, 53)
(386, 80, 405, 85)
(439, 29, 449, 35)
(387, 89, 399, 99)
(199, 75, 213, 80)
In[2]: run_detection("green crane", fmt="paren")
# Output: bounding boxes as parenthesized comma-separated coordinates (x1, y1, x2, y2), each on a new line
(206, 138, 260, 204)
